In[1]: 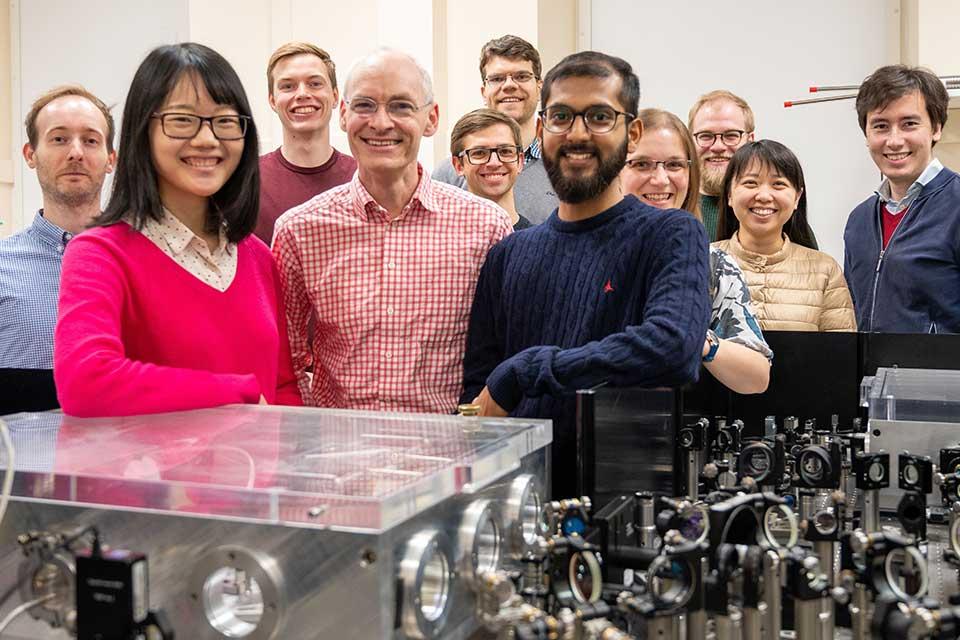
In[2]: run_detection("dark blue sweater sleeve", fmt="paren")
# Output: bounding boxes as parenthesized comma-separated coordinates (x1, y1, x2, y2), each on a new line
(461, 243, 505, 404)
(485, 215, 710, 411)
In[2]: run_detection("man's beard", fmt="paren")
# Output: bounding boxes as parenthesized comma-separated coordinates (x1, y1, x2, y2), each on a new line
(699, 156, 730, 196)
(38, 163, 105, 210)
(543, 136, 628, 205)
(42, 181, 104, 209)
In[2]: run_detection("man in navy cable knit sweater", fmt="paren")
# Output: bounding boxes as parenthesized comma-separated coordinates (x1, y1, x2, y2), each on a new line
(461, 51, 710, 497)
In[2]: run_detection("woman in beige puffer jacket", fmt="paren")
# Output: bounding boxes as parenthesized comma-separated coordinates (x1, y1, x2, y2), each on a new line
(712, 140, 856, 332)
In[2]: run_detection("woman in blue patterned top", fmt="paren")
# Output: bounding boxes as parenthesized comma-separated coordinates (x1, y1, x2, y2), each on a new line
(620, 109, 771, 393)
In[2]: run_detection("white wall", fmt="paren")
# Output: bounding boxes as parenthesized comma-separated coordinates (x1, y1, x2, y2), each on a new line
(590, 0, 901, 264)
(11, 0, 190, 231)
(444, 0, 539, 155)
(913, 0, 960, 70)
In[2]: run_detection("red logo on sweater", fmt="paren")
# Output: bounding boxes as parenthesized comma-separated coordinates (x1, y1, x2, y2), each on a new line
(603, 279, 614, 293)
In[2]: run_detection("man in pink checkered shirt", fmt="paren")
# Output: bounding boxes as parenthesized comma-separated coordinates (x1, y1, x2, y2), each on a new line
(272, 49, 512, 413)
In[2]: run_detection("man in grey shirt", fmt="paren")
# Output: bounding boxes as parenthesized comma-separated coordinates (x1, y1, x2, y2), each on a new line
(433, 35, 557, 225)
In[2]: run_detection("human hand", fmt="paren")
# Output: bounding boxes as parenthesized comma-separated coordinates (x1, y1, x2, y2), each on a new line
(473, 387, 507, 417)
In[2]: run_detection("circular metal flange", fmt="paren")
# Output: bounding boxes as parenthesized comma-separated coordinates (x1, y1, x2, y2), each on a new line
(505, 474, 542, 558)
(568, 550, 603, 603)
(646, 554, 694, 610)
(950, 516, 960, 558)
(189, 545, 285, 640)
(399, 529, 454, 639)
(883, 545, 929, 601)
(458, 499, 503, 588)
(761, 503, 799, 549)
(18, 548, 76, 631)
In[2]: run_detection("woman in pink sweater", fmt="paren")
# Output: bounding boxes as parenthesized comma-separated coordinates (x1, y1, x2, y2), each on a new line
(54, 43, 302, 416)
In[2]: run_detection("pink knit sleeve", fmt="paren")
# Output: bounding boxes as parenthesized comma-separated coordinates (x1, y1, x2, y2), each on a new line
(54, 231, 262, 417)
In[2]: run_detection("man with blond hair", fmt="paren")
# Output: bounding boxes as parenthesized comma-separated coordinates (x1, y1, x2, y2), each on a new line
(0, 85, 115, 369)
(434, 35, 558, 225)
(687, 89, 755, 240)
(256, 41, 356, 244)
(273, 49, 511, 413)
(451, 108, 530, 229)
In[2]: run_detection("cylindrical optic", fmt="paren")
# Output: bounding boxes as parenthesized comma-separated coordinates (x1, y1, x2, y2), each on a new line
(399, 529, 454, 639)
(458, 499, 502, 587)
(505, 474, 542, 557)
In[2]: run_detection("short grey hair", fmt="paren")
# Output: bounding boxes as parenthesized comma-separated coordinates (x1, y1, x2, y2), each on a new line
(343, 47, 434, 104)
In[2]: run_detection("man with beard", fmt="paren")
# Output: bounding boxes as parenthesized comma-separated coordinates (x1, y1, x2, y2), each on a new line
(461, 51, 710, 497)
(433, 35, 558, 224)
(687, 90, 755, 241)
(0, 86, 115, 369)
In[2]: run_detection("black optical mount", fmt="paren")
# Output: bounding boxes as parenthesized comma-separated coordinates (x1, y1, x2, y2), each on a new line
(795, 440, 843, 489)
(897, 453, 933, 541)
(941, 446, 960, 477)
(737, 436, 786, 488)
(854, 451, 891, 491)
(898, 453, 934, 494)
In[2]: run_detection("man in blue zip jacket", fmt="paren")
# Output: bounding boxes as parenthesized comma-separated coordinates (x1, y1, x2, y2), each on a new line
(844, 65, 960, 333)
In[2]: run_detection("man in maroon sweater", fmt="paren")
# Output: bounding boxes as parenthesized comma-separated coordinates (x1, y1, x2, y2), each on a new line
(255, 42, 357, 245)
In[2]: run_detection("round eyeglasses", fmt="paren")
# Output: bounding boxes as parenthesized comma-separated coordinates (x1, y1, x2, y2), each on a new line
(458, 145, 522, 165)
(152, 113, 249, 140)
(539, 106, 635, 135)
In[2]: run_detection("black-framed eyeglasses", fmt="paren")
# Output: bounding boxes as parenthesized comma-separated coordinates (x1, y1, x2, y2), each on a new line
(692, 130, 748, 147)
(458, 145, 522, 165)
(539, 105, 635, 134)
(483, 71, 538, 87)
(344, 97, 432, 119)
(625, 158, 691, 174)
(152, 112, 250, 140)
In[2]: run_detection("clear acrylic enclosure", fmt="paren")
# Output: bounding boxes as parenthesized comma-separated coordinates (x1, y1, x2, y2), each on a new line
(0, 405, 551, 533)
(862, 367, 960, 424)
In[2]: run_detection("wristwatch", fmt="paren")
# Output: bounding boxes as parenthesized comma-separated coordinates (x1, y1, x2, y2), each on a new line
(703, 329, 720, 363)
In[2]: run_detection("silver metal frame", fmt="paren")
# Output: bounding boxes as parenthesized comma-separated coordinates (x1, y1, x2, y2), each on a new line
(188, 545, 285, 640)
(399, 529, 454, 639)
(504, 474, 542, 558)
(457, 499, 502, 588)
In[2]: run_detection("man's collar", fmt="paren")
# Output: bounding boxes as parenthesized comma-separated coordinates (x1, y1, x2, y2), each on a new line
(525, 137, 542, 161)
(352, 164, 439, 219)
(876, 157, 944, 211)
(31, 210, 74, 249)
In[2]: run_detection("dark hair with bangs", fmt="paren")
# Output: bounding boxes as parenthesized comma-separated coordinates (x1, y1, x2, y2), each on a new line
(96, 42, 259, 242)
(541, 51, 639, 116)
(856, 65, 948, 142)
(716, 140, 818, 250)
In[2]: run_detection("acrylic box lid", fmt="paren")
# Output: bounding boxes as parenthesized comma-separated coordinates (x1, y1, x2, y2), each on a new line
(862, 367, 960, 424)
(0, 405, 552, 533)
